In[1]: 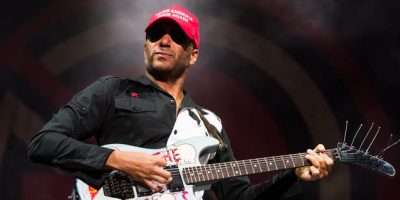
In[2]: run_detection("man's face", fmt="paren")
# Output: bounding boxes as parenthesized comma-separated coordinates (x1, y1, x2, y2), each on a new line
(144, 20, 198, 81)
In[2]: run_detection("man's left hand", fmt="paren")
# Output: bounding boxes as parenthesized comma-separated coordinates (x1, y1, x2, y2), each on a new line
(295, 144, 334, 181)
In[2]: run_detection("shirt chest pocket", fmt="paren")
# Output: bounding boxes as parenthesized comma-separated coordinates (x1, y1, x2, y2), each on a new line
(113, 95, 157, 133)
(110, 95, 159, 145)
(115, 96, 157, 113)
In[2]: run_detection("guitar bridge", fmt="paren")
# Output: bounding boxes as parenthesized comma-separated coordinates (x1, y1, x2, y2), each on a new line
(103, 170, 135, 199)
(103, 165, 185, 198)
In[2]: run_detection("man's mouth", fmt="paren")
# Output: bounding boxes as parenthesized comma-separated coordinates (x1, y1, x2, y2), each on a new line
(154, 51, 173, 57)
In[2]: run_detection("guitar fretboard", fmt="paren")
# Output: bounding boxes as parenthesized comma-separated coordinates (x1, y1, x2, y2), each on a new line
(182, 150, 334, 184)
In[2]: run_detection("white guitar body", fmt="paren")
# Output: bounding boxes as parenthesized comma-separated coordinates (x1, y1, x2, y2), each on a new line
(76, 136, 220, 200)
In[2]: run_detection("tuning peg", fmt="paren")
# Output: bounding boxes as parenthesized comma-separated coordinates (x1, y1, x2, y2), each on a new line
(359, 123, 375, 150)
(365, 126, 381, 155)
(377, 134, 400, 159)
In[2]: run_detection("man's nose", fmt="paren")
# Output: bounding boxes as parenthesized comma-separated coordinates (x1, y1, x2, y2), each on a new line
(159, 33, 172, 47)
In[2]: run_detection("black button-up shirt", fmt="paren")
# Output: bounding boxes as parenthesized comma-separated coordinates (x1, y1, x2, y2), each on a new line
(28, 75, 301, 200)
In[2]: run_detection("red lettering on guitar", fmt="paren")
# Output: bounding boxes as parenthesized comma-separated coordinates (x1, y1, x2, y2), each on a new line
(153, 147, 183, 164)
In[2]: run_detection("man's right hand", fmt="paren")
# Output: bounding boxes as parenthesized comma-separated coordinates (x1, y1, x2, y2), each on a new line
(105, 151, 172, 191)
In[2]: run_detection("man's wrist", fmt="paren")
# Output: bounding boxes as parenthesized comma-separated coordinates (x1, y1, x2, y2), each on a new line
(104, 150, 117, 170)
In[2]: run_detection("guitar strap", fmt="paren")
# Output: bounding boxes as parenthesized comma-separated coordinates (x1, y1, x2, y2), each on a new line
(195, 109, 227, 152)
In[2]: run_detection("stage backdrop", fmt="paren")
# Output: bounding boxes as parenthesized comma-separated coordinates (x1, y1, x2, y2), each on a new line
(1, 0, 399, 199)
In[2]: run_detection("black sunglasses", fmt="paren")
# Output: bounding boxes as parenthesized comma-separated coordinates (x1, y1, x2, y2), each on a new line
(146, 26, 190, 45)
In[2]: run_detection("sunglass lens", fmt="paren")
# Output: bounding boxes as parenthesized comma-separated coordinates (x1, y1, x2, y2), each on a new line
(147, 26, 189, 45)
(147, 27, 164, 42)
(170, 29, 188, 45)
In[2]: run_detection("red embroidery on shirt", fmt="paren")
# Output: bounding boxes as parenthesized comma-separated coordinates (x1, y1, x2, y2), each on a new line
(130, 91, 139, 97)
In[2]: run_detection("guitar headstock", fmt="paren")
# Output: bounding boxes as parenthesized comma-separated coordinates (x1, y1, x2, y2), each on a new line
(333, 142, 396, 177)
(333, 122, 398, 177)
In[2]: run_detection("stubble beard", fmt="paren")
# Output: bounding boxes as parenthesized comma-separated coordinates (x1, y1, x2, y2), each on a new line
(144, 51, 191, 82)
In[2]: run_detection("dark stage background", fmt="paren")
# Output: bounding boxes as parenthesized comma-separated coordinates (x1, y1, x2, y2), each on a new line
(1, 0, 400, 199)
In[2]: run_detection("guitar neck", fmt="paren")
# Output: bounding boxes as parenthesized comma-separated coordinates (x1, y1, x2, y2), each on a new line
(183, 149, 335, 185)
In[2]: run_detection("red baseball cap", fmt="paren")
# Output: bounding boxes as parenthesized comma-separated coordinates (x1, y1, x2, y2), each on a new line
(145, 5, 200, 48)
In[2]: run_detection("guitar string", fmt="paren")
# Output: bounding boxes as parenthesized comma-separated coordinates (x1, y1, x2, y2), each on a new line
(169, 151, 336, 173)
(165, 150, 338, 179)
(167, 150, 385, 180)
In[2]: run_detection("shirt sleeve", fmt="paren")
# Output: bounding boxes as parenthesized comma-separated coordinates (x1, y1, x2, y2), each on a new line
(27, 77, 120, 188)
(209, 128, 304, 200)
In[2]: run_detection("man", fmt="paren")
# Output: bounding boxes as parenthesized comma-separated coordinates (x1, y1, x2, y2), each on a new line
(28, 5, 333, 200)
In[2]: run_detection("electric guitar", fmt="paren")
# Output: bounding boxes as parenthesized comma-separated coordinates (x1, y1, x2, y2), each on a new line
(75, 136, 396, 200)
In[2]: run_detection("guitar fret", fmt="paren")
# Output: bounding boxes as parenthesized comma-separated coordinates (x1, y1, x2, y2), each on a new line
(196, 166, 201, 182)
(221, 163, 226, 178)
(191, 167, 196, 183)
(281, 155, 287, 169)
(182, 168, 193, 183)
(253, 159, 259, 174)
(237, 161, 243, 175)
(183, 168, 188, 183)
(185, 167, 190, 183)
(227, 162, 232, 177)
(225, 163, 235, 177)
(214, 164, 220, 179)
(190, 166, 197, 183)
(299, 153, 305, 166)
(264, 157, 270, 171)
(272, 157, 278, 170)
(219, 163, 225, 178)
(267, 157, 273, 170)
(204, 165, 210, 181)
(198, 165, 205, 182)
(232, 162, 240, 176)
(229, 162, 235, 176)
(250, 159, 256, 174)
(209, 165, 214, 181)
(208, 164, 214, 180)
(225, 163, 230, 177)
(209, 164, 215, 180)
(235, 161, 242, 176)
(256, 159, 262, 172)
(238, 162, 242, 175)
(202, 166, 206, 181)
(289, 154, 295, 167)
(275, 156, 281, 169)
(259, 158, 266, 172)
(196, 166, 200, 182)
(242, 160, 249, 175)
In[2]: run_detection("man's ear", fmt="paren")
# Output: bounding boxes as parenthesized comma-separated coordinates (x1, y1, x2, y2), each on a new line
(190, 48, 199, 66)
(143, 42, 147, 57)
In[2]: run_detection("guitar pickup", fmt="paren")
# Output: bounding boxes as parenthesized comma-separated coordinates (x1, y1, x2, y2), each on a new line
(165, 165, 184, 192)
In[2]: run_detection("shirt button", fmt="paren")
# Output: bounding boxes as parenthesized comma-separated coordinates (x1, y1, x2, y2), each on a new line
(170, 99, 175, 104)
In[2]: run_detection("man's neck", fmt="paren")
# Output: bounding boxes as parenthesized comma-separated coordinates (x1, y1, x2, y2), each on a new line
(145, 73, 186, 112)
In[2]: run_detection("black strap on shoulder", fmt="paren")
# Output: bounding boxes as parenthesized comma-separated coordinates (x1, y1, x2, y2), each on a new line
(196, 109, 227, 152)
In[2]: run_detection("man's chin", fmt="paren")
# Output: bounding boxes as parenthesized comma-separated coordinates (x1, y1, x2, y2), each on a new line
(146, 67, 172, 81)
(151, 59, 172, 68)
